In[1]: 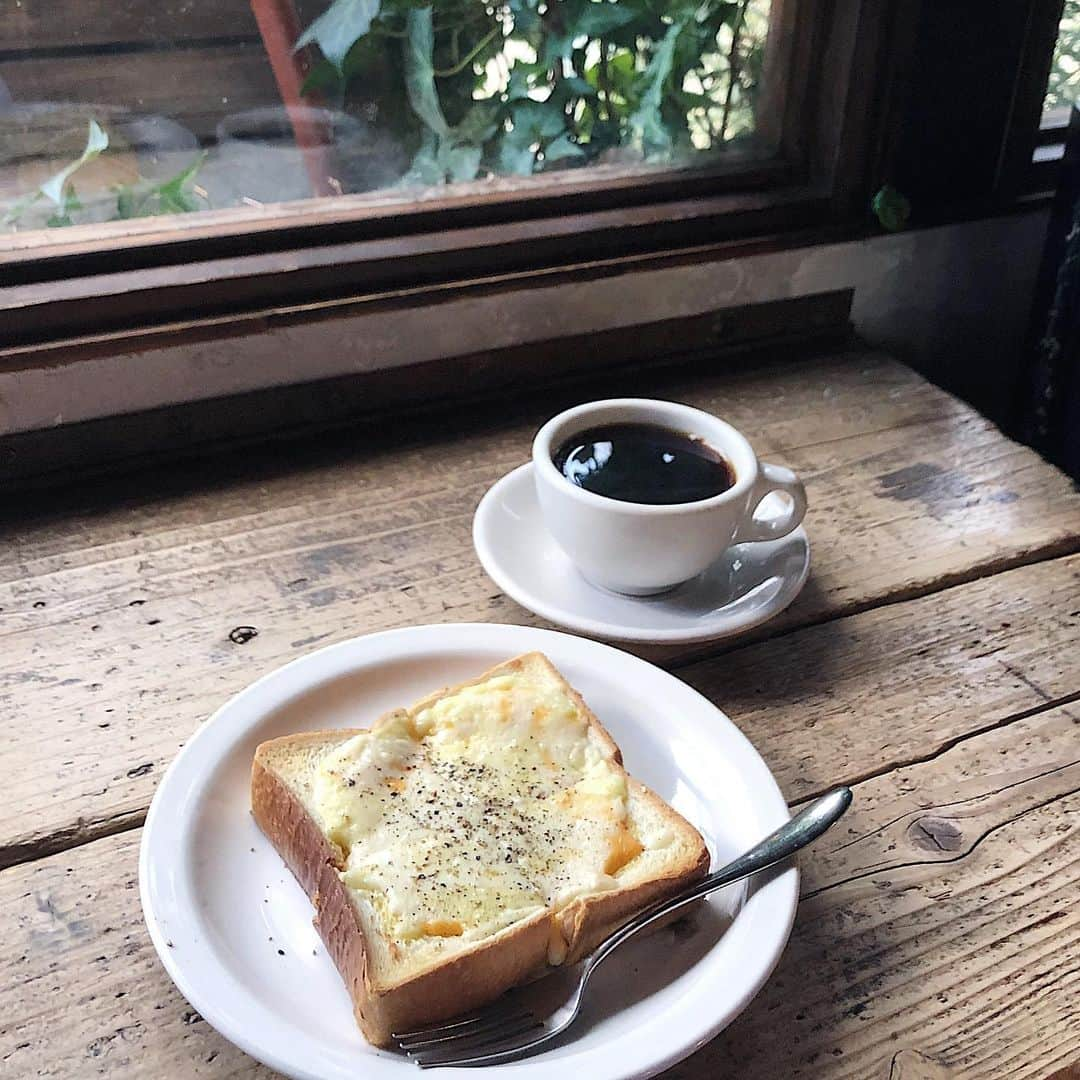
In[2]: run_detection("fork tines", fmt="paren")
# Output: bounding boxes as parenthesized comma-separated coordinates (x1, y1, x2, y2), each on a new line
(394, 1004, 542, 1067)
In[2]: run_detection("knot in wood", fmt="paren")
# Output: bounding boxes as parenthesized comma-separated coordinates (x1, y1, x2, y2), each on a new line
(907, 815, 963, 852)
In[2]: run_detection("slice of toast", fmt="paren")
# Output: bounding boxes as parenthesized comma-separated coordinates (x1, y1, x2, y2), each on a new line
(251, 651, 709, 1046)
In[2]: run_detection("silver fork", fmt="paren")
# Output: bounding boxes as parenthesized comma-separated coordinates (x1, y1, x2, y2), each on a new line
(394, 786, 852, 1068)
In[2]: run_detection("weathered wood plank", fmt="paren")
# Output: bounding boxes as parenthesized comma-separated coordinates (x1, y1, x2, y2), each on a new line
(671, 702, 1080, 1079)
(681, 550, 1080, 801)
(5, 0, 260, 51)
(0, 44, 280, 144)
(0, 351, 950, 567)
(0, 829, 267, 1079)
(1, 702, 1075, 1078)
(1, 354, 1079, 863)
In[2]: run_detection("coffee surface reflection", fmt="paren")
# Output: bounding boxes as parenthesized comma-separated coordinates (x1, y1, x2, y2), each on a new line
(552, 422, 735, 506)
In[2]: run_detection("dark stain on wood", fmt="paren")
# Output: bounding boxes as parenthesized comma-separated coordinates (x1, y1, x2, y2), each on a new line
(876, 463, 975, 509)
(907, 816, 964, 852)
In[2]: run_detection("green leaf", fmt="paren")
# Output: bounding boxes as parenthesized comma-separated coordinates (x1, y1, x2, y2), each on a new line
(115, 186, 140, 219)
(495, 98, 568, 175)
(541, 33, 575, 67)
(401, 124, 485, 187)
(544, 132, 585, 161)
(158, 187, 200, 214)
(157, 154, 206, 197)
(561, 75, 597, 98)
(507, 0, 541, 33)
(586, 47, 637, 104)
(872, 184, 911, 232)
(113, 153, 207, 219)
(296, 0, 381, 73)
(510, 98, 566, 140)
(496, 135, 537, 175)
(403, 6, 449, 137)
(608, 49, 637, 82)
(40, 119, 109, 206)
(454, 101, 500, 144)
(572, 1, 637, 39)
(629, 17, 687, 157)
(506, 61, 543, 101)
(445, 143, 482, 181)
(301, 58, 343, 96)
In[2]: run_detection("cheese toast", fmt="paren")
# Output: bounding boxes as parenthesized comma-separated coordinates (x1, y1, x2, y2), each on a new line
(251, 651, 709, 1046)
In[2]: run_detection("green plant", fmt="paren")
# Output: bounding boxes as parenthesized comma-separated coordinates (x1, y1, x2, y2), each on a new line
(2, 1, 770, 231)
(114, 154, 209, 219)
(1046, 0, 1080, 112)
(871, 184, 910, 232)
(2, 119, 108, 227)
(2, 118, 209, 231)
(298, 0, 771, 184)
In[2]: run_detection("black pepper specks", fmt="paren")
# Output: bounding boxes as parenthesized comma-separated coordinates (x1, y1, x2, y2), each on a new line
(320, 686, 632, 939)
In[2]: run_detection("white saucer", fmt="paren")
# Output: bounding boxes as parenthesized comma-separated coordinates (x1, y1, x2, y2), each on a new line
(473, 464, 810, 644)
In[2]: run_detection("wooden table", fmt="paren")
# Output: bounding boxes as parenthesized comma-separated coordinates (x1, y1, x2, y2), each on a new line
(3, 348, 1079, 1079)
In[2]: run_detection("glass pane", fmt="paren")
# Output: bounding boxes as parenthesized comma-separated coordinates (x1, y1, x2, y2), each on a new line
(1046, 0, 1080, 113)
(1, 0, 774, 240)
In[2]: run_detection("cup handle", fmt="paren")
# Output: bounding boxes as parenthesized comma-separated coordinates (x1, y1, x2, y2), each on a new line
(732, 462, 807, 543)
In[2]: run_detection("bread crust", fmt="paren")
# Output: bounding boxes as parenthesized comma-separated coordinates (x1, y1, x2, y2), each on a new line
(251, 652, 709, 1047)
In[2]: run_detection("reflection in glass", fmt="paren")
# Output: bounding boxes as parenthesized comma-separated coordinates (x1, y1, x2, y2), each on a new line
(0, 0, 772, 236)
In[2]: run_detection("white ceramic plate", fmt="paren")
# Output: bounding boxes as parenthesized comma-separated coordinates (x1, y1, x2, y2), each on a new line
(473, 464, 810, 644)
(140, 624, 797, 1080)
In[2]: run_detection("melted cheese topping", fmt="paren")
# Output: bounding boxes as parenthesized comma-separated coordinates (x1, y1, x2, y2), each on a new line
(311, 672, 641, 952)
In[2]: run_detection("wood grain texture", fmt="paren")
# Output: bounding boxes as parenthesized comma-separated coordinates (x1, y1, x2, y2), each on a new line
(0, 44, 280, 143)
(1, 704, 1076, 1078)
(1044, 1065, 1080, 1080)
(681, 551, 1080, 801)
(0, 829, 264, 1078)
(1, 353, 1079, 865)
(5, 0, 261, 50)
(669, 701, 1080, 1079)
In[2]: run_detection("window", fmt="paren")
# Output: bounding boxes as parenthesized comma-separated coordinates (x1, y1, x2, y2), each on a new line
(1045, 0, 1080, 113)
(3, 1, 1069, 475)
(2, 0, 775, 240)
(11, 1, 1051, 353)
(1032, 0, 1080, 191)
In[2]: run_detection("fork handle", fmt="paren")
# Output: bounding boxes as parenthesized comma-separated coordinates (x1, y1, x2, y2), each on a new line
(585, 787, 852, 974)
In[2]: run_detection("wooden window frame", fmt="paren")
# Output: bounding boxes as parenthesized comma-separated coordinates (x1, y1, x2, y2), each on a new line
(1, 0, 916, 348)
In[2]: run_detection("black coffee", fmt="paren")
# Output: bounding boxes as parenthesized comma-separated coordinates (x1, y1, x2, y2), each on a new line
(552, 422, 734, 505)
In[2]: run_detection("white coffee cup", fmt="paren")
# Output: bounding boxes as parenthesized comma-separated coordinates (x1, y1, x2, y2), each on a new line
(532, 398, 807, 596)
